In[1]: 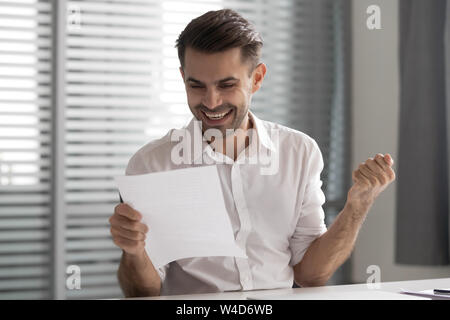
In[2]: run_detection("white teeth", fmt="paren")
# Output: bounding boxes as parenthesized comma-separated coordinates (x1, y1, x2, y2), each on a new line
(204, 111, 229, 120)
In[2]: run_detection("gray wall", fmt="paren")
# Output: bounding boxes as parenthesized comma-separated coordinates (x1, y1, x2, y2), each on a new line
(351, 0, 450, 283)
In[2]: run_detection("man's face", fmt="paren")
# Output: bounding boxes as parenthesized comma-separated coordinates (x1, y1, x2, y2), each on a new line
(180, 47, 260, 136)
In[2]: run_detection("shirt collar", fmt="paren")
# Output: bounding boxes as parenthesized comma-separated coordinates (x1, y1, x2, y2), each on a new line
(185, 110, 277, 164)
(248, 110, 277, 153)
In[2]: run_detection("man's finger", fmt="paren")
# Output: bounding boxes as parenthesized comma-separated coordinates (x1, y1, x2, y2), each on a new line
(110, 215, 149, 234)
(375, 154, 396, 182)
(365, 158, 385, 176)
(354, 169, 370, 185)
(374, 154, 390, 171)
(357, 165, 377, 184)
(112, 235, 145, 253)
(111, 226, 146, 241)
(384, 153, 394, 166)
(115, 203, 142, 221)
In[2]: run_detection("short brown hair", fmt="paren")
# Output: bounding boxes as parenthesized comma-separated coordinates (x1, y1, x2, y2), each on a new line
(175, 9, 263, 74)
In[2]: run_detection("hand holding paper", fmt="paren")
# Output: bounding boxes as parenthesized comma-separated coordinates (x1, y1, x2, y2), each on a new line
(109, 203, 148, 256)
(114, 165, 247, 269)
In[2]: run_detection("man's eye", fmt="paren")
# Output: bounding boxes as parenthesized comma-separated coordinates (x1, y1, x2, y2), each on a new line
(190, 85, 204, 89)
(220, 84, 234, 89)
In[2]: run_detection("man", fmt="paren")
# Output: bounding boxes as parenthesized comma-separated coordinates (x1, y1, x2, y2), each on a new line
(109, 9, 395, 297)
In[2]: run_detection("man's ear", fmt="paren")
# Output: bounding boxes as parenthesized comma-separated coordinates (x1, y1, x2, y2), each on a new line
(251, 63, 267, 94)
(180, 67, 185, 82)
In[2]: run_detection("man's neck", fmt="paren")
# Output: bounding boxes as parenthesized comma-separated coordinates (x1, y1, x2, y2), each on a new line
(211, 112, 253, 161)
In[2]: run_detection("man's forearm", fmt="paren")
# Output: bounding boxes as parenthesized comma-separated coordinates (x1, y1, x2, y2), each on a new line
(118, 251, 162, 297)
(293, 200, 372, 287)
(294, 153, 395, 287)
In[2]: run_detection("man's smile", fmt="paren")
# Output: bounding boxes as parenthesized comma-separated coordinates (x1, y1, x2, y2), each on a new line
(200, 108, 234, 126)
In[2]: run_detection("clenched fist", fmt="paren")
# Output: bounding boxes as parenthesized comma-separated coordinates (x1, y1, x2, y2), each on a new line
(347, 153, 396, 209)
(109, 203, 149, 256)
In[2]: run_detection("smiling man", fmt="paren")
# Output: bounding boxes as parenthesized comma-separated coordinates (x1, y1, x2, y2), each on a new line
(109, 9, 396, 297)
(178, 46, 261, 164)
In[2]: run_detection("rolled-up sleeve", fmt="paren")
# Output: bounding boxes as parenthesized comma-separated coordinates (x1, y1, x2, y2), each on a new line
(156, 265, 169, 282)
(289, 139, 328, 267)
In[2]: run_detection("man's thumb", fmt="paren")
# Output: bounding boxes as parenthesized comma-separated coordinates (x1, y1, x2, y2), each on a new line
(384, 154, 394, 166)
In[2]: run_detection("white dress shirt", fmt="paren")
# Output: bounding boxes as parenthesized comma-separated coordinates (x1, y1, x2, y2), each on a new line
(125, 111, 327, 295)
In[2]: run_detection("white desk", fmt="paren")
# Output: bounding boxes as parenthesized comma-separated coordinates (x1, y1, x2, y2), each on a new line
(126, 277, 450, 300)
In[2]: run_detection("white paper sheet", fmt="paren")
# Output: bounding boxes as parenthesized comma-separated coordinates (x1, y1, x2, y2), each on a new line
(400, 288, 450, 300)
(114, 165, 247, 269)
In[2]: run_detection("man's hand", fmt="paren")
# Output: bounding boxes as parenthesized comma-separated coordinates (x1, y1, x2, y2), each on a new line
(109, 203, 149, 256)
(347, 153, 396, 211)
(294, 153, 396, 287)
(110, 204, 162, 297)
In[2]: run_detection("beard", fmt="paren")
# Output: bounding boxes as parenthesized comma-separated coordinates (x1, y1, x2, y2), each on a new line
(192, 102, 248, 137)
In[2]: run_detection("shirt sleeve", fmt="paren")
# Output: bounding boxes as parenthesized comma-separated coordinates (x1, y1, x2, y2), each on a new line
(289, 138, 328, 267)
(156, 264, 169, 282)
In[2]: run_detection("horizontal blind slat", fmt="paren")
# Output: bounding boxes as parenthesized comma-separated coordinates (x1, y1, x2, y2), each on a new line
(0, 0, 52, 298)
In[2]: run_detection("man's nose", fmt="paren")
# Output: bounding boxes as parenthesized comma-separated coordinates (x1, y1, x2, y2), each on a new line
(202, 88, 223, 110)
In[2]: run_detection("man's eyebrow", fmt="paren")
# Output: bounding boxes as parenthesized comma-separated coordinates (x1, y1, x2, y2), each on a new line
(186, 77, 239, 84)
(186, 77, 203, 84)
(217, 77, 239, 83)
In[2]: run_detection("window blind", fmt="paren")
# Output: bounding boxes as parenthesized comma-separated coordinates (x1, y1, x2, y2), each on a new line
(0, 0, 349, 299)
(224, 0, 350, 209)
(0, 0, 53, 299)
(64, 0, 163, 299)
(63, 0, 224, 299)
(63, 0, 349, 298)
